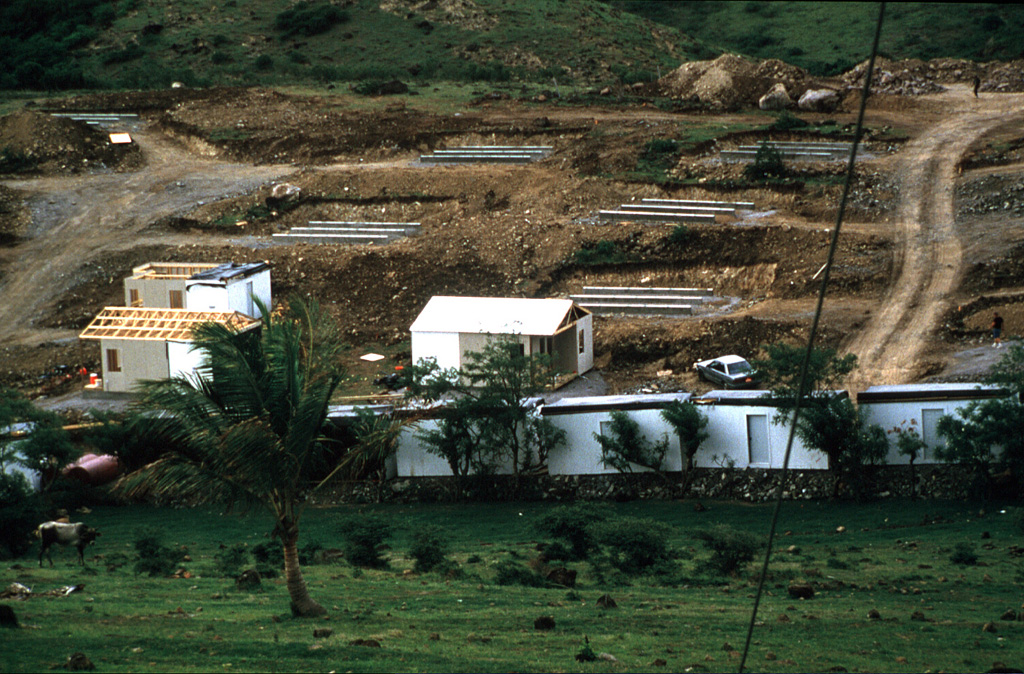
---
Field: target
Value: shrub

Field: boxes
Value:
[251,540,282,578]
[341,514,391,568]
[695,525,761,576]
[534,503,611,560]
[667,225,691,245]
[0,146,38,174]
[590,516,674,575]
[275,1,349,38]
[743,141,786,180]
[133,529,183,577]
[573,240,627,266]
[494,559,545,587]
[409,526,449,572]
[215,543,250,577]
[950,542,978,566]
[0,472,45,559]
[770,111,809,131]
[299,540,324,565]
[254,54,273,71]
[595,409,670,473]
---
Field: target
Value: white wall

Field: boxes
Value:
[186,269,271,317]
[167,340,206,382]
[411,332,462,372]
[695,403,828,470]
[546,407,682,475]
[574,314,594,375]
[860,399,975,464]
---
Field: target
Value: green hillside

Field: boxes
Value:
[1,1,1021,92]
[612,1,1024,75]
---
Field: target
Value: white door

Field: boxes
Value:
[746,414,770,466]
[921,408,945,461]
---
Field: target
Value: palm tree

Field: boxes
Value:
[116,296,346,617]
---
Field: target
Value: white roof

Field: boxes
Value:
[410,296,586,336]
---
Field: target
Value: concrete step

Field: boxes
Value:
[641,198,755,210]
[582,285,713,296]
[720,150,841,162]
[289,227,408,241]
[420,154,541,164]
[271,232,392,245]
[306,221,422,235]
[575,301,694,316]
[599,210,716,224]
[621,204,736,216]
[571,294,704,306]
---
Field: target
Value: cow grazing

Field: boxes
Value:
[36,522,100,567]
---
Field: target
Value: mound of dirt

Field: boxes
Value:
[0,110,142,175]
[658,54,817,110]
[0,184,30,243]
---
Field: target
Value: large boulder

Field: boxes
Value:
[798,89,841,112]
[759,83,792,111]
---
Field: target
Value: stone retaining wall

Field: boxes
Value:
[322,465,988,504]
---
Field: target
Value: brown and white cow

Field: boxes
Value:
[36,521,100,567]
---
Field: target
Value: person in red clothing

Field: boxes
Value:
[991,312,1004,347]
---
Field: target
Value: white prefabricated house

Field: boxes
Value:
[857,383,1014,464]
[409,296,593,378]
[540,393,692,475]
[79,308,261,393]
[124,261,271,318]
[694,390,831,470]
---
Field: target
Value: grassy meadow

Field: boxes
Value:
[3,498,1023,673]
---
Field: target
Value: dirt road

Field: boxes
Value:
[844,85,1024,389]
[0,127,295,346]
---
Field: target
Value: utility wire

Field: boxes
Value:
[738,4,886,672]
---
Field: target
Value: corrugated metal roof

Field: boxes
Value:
[410,296,587,336]
[79,307,260,342]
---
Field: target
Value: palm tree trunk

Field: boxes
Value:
[280,528,326,617]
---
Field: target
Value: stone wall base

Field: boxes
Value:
[320,465,996,504]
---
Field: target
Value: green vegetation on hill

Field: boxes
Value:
[5,1,1020,93]
[611,1,1024,76]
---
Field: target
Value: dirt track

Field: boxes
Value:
[845,84,1024,389]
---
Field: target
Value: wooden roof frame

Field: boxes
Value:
[79,307,261,342]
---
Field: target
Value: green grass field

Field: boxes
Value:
[4,499,1023,672]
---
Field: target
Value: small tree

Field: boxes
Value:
[594,409,669,474]
[409,338,567,497]
[755,342,886,498]
[661,400,709,494]
[336,407,408,503]
[891,421,927,499]
[0,387,77,493]
[117,296,346,617]
[937,345,1024,497]
[743,141,786,180]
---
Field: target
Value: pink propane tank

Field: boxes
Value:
[63,453,120,486]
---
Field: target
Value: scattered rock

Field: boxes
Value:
[545,567,577,588]
[788,582,815,600]
[911,611,928,622]
[651,658,667,666]
[350,638,382,648]
[867,609,881,621]
[0,604,18,628]
[312,628,333,639]
[596,594,617,609]
[598,652,619,663]
[798,89,841,112]
[983,622,998,633]
[759,83,793,111]
[235,569,261,591]
[64,653,95,671]
[534,615,556,631]
[1001,609,1017,621]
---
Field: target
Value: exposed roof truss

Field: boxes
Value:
[79,307,260,342]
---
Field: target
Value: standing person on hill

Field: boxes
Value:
[991,311,1004,347]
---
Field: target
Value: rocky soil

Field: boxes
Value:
[1,58,1024,404]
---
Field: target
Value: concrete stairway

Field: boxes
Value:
[571,286,713,316]
[598,197,755,224]
[419,146,553,164]
[721,140,854,162]
[272,221,422,246]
